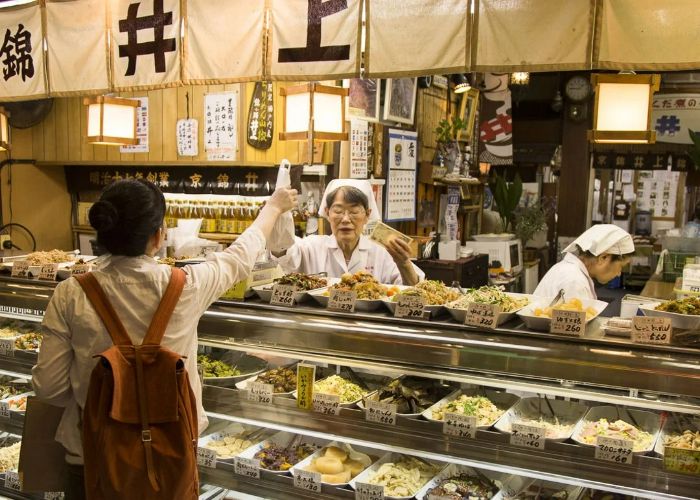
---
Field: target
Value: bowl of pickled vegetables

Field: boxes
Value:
[253,273,334,303]
[639,297,700,330]
[517,297,607,331]
[383,281,460,317]
[197,349,268,386]
[445,286,530,326]
[310,272,400,312]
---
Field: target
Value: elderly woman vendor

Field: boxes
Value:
[272,179,424,285]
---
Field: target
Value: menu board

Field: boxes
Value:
[635,170,679,218]
[350,119,369,179]
[205,90,239,161]
[120,97,149,153]
[385,129,417,222]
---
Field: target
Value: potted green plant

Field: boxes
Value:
[433,116,468,174]
[488,172,522,233]
[515,202,548,249]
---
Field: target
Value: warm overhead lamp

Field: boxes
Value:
[588,73,661,144]
[509,72,530,86]
[84,96,139,146]
[0,107,9,151]
[280,83,349,142]
[452,74,471,94]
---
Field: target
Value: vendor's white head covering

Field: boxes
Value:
[563,224,635,256]
[318,179,380,222]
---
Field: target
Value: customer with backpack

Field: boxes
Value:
[32,179,298,499]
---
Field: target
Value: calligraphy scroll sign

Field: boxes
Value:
[247,82,274,150]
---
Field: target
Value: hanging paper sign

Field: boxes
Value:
[632,317,672,345]
[479,74,512,166]
[247,81,274,150]
[205,90,239,161]
[386,129,418,222]
[177,118,198,156]
[296,363,316,410]
[120,97,149,153]
[350,119,369,179]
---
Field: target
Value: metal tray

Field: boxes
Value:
[416,463,509,500]
[236,431,328,474]
[571,405,661,455]
[654,414,700,456]
[422,388,520,428]
[445,292,531,326]
[517,296,608,331]
[289,441,379,487]
[493,397,589,442]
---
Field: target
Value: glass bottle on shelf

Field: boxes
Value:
[215,202,227,233]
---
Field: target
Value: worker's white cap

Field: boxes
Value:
[563,224,635,256]
[318,179,380,222]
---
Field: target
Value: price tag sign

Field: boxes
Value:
[248,382,274,404]
[365,400,397,426]
[196,446,217,468]
[355,482,385,500]
[296,364,316,410]
[70,263,92,276]
[394,294,426,319]
[550,309,586,336]
[197,364,205,382]
[595,436,633,464]
[234,457,261,479]
[442,413,477,439]
[464,303,501,329]
[632,317,672,345]
[44,492,64,500]
[38,263,59,281]
[294,469,322,493]
[4,470,20,491]
[10,261,30,278]
[328,289,357,312]
[270,284,296,307]
[664,446,700,476]
[510,423,546,449]
[0,338,14,357]
[0,401,10,419]
[313,393,341,415]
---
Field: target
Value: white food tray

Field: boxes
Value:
[571,405,661,455]
[639,303,700,330]
[235,363,299,396]
[197,425,264,462]
[349,452,446,500]
[236,431,327,474]
[517,296,608,331]
[0,392,32,414]
[308,284,398,312]
[253,277,338,304]
[290,441,379,487]
[380,285,454,317]
[446,293,531,326]
[493,397,588,442]
[422,388,520,428]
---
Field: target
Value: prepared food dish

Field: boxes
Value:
[256,367,296,393]
[0,385,24,400]
[502,416,575,439]
[367,456,439,497]
[448,286,529,313]
[515,484,570,499]
[534,298,597,319]
[25,250,73,265]
[392,280,459,305]
[326,271,399,300]
[253,442,317,471]
[431,395,504,426]
[197,354,241,378]
[274,273,327,291]
[0,442,21,472]
[365,377,453,414]
[15,332,42,350]
[425,473,496,500]
[0,327,17,339]
[314,375,367,403]
[302,445,373,483]
[655,297,700,315]
[664,430,700,450]
[158,257,178,266]
[7,396,27,412]
[577,418,654,452]
[202,435,253,459]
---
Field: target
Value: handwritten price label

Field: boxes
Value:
[443,413,477,439]
[313,393,341,415]
[355,482,385,500]
[0,339,14,357]
[464,303,501,329]
[0,401,10,419]
[394,294,426,319]
[328,289,357,312]
[10,261,29,278]
[632,317,672,345]
[296,364,316,410]
[44,492,64,500]
[38,263,59,281]
[234,457,261,479]
[196,446,217,468]
[4,470,20,491]
[664,446,700,476]
[294,469,322,492]
[510,423,546,449]
[70,263,92,276]
[595,436,633,464]
[550,309,586,336]
[365,400,397,426]
[270,284,296,307]
[248,382,274,404]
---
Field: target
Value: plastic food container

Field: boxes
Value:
[422,388,520,428]
[516,297,608,331]
[571,406,661,455]
[290,441,379,487]
[493,397,588,442]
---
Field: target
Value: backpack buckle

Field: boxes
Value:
[142,430,152,442]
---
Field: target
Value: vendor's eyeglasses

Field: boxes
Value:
[329,206,366,221]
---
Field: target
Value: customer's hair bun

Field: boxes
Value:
[89,200,119,232]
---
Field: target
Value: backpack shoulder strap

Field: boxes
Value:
[142,267,186,346]
[75,273,133,346]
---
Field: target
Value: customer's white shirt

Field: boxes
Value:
[32,228,266,464]
[533,252,597,300]
[276,234,424,284]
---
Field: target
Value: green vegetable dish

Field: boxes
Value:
[197,354,241,378]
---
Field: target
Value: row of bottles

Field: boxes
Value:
[164,197,265,234]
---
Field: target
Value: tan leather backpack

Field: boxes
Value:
[76,268,198,499]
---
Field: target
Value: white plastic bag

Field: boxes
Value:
[267,159,296,253]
